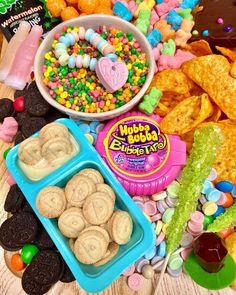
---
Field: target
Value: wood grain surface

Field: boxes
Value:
[0,38,235,295]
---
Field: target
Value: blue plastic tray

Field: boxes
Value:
[6,118,154,293]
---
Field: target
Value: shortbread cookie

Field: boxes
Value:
[74,230,108,264]
[40,122,69,143]
[68,238,75,252]
[94,242,119,267]
[18,137,42,165]
[81,226,110,244]
[36,186,66,218]
[100,223,112,242]
[108,211,133,245]
[41,137,72,161]
[79,168,104,184]
[96,184,116,203]
[83,192,114,225]
[65,174,96,207]
[58,207,88,238]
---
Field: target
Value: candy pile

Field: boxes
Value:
[75,120,105,145]
[122,167,236,291]
[43,25,148,113]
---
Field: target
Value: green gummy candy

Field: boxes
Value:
[160,39,176,56]
[138,9,151,19]
[177,8,193,20]
[139,87,162,114]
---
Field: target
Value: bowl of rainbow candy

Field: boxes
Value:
[34,15,155,121]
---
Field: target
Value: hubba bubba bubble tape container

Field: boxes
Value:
[96,111,187,196]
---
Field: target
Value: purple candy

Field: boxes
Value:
[167,266,182,278]
[135,258,150,273]
[151,256,163,265]
[135,201,144,211]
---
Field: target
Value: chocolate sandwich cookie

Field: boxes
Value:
[46,109,68,123]
[15,111,31,128]
[0,98,14,121]
[4,184,25,214]
[0,212,39,251]
[191,0,236,47]
[21,201,34,214]
[34,227,55,250]
[29,250,64,285]
[60,260,75,283]
[14,132,25,145]
[22,266,52,295]
[21,117,47,138]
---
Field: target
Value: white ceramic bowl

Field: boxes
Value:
[34,15,155,121]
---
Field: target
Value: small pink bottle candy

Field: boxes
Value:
[5,25,43,90]
[0,21,31,82]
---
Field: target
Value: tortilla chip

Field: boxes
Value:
[184,40,213,57]
[182,55,236,120]
[206,104,222,122]
[216,46,236,62]
[160,93,213,135]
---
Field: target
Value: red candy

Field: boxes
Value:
[13,96,25,112]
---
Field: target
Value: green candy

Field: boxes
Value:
[139,87,162,115]
[177,8,193,20]
[136,9,151,35]
[126,32,133,41]
[203,215,214,230]
[160,39,176,56]
[3,147,11,159]
[21,244,39,264]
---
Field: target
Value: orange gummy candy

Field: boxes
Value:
[99,0,112,8]
[94,6,114,14]
[66,0,78,4]
[61,6,79,21]
[11,254,25,271]
[46,0,67,17]
[77,0,99,14]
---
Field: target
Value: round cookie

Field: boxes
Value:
[79,168,104,184]
[4,184,25,214]
[108,211,133,245]
[15,111,30,127]
[41,137,72,161]
[94,242,119,267]
[22,266,52,295]
[0,98,14,121]
[60,261,75,283]
[21,117,47,138]
[58,207,88,238]
[40,122,69,143]
[83,192,114,225]
[81,226,110,244]
[29,250,64,285]
[14,132,25,145]
[21,201,34,214]
[68,238,75,252]
[18,137,42,165]
[74,230,109,264]
[0,212,39,251]
[34,227,55,250]
[96,183,116,203]
[65,174,96,207]
[36,186,67,218]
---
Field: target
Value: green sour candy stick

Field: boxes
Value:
[166,125,223,254]
[208,203,236,232]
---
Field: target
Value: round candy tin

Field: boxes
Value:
[96,112,186,196]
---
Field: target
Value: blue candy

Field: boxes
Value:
[165,9,183,30]
[202,30,209,36]
[65,33,75,46]
[97,39,107,52]
[216,181,234,192]
[90,121,100,133]
[85,28,95,42]
[180,0,199,9]
[206,188,221,202]
[90,33,100,43]
[106,53,118,62]
[145,246,156,260]
[58,36,71,47]
[113,1,132,21]
[156,0,164,3]
[202,180,213,194]
[212,206,225,219]
[78,123,91,134]
[89,58,97,71]
[147,29,162,48]
[157,241,166,257]
[231,185,236,198]
[68,56,76,68]
[91,132,97,144]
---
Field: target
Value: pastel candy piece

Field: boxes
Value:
[166,180,179,197]
[180,232,193,248]
[181,247,193,260]
[123,265,135,276]
[144,245,156,260]
[180,18,194,33]
[85,28,95,41]
[150,8,160,25]
[180,0,198,9]
[139,87,162,115]
[216,192,228,206]
[78,123,90,133]
[174,29,192,47]
[68,56,76,68]
[97,39,108,52]
[152,191,167,201]
[190,211,204,225]
[206,188,221,202]
[0,117,18,142]
[215,181,233,192]
[199,194,207,205]
[157,240,166,257]
[155,2,169,16]
[59,36,71,47]
[89,58,97,71]
[85,133,94,145]
[151,213,162,222]
[128,273,144,291]
[212,205,225,219]
[167,266,182,277]
[91,133,97,144]
[153,258,165,271]
[165,9,183,30]
[162,223,168,234]
[65,33,75,45]
[102,43,116,56]
[147,29,162,48]
[113,1,132,21]
[106,53,117,62]
[78,27,85,39]
[59,54,69,66]
[135,201,144,211]
[135,258,149,273]
[202,201,218,216]
[168,254,183,270]
[55,48,67,58]
[95,57,128,93]
[95,123,105,133]
[165,196,177,207]
[92,35,103,47]
[177,8,193,20]
[202,180,213,194]
[207,168,217,181]
[90,33,100,44]
[160,39,176,56]
[151,255,163,265]
[156,200,166,214]
[143,212,152,223]
[159,199,169,210]
[132,196,144,202]
[55,42,67,51]
[90,121,100,133]
[76,55,83,68]
[187,220,203,233]
[231,185,236,198]
[144,200,157,216]
[156,232,165,246]
[82,54,90,68]
[71,30,79,41]
[162,208,174,224]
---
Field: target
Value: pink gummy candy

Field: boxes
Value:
[0,117,18,143]
[155,3,169,17]
[152,43,163,61]
[150,9,159,25]
[128,0,138,16]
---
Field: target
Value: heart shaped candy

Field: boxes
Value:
[95,57,128,93]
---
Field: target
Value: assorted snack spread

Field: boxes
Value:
[0,0,236,294]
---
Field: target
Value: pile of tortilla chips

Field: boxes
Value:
[152,40,236,183]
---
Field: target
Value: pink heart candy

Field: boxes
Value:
[95,57,128,93]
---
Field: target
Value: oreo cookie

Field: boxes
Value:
[0,212,39,251]
[22,266,52,295]
[15,111,31,128]
[60,260,75,283]
[4,184,25,214]
[21,201,34,214]
[34,227,55,250]
[0,98,14,121]
[46,108,68,123]
[14,132,25,145]
[21,117,47,138]
[29,250,64,285]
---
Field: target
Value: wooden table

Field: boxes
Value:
[0,39,235,295]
